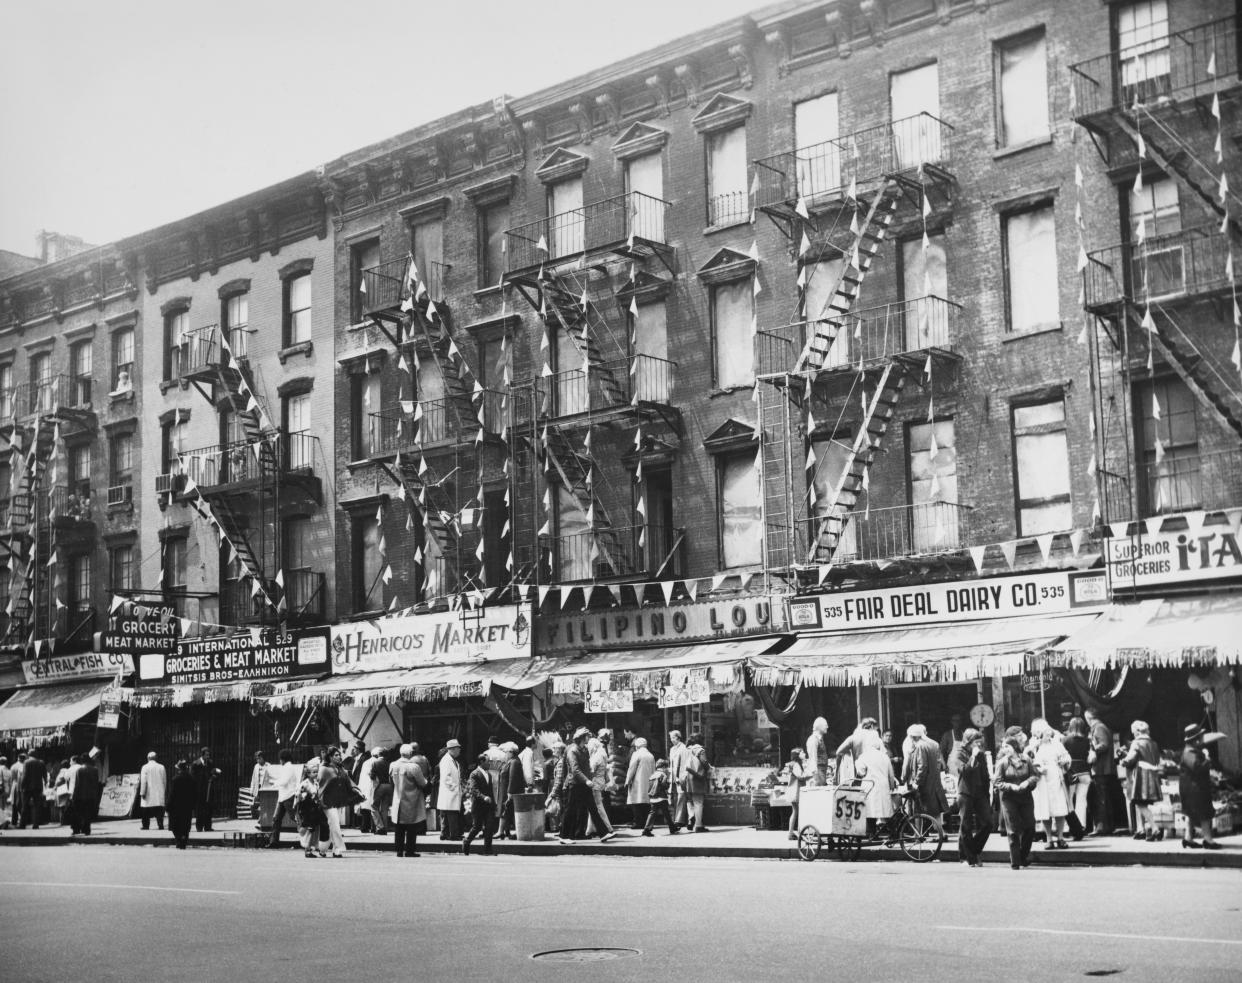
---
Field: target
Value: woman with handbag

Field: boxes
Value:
[994,726,1038,869]
[316,746,355,857]
[1122,720,1163,841]
[1030,718,1072,850]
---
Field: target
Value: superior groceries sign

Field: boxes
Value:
[787,571,1106,632]
[1106,524,1242,589]
[329,605,531,673]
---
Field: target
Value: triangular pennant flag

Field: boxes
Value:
[1069,529,1086,557]
[999,540,1018,569]
[1036,534,1055,564]
[968,545,987,574]
[1185,510,1207,534]
[660,580,675,605]
[1108,521,1129,539]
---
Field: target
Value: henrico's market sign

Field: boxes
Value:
[539,596,779,656]
[1107,525,1242,589]
[329,606,532,673]
[787,571,1106,632]
[137,627,329,686]
[22,651,134,685]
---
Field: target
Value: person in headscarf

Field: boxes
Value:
[836,720,895,835]
[624,737,656,831]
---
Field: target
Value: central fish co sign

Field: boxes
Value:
[539,595,779,656]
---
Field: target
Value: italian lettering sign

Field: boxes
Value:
[786,571,1106,632]
[540,594,780,656]
[329,605,532,673]
[21,651,133,685]
[136,627,330,687]
[1106,525,1242,589]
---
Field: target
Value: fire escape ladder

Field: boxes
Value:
[194,492,267,588]
[538,274,628,408]
[392,455,479,588]
[809,361,909,564]
[407,305,478,436]
[541,425,622,576]
[3,417,54,648]
[797,185,900,373]
[1127,303,1242,440]
[1115,113,1242,238]
[759,379,803,580]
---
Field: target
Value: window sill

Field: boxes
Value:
[1002,323,1064,344]
[708,384,755,398]
[109,389,135,406]
[346,321,371,333]
[703,218,752,236]
[345,457,389,473]
[278,341,314,364]
[107,502,134,519]
[473,284,503,301]
[993,136,1053,160]
[158,379,186,395]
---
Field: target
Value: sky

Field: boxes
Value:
[0,0,772,258]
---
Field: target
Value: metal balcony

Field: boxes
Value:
[1083,225,1235,313]
[368,389,506,456]
[536,354,675,421]
[752,113,954,216]
[800,501,972,566]
[15,374,95,420]
[1135,447,1242,517]
[1070,15,1238,123]
[49,484,96,532]
[285,569,326,621]
[504,192,670,275]
[360,259,450,321]
[540,521,674,583]
[756,296,960,378]
[181,432,320,488]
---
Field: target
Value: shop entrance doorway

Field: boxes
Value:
[885,681,980,751]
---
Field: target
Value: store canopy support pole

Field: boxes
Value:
[1039,656,1046,721]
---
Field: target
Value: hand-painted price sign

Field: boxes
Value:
[831,786,867,837]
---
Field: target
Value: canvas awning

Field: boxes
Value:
[0,676,116,741]
[550,637,783,695]
[749,614,1100,687]
[262,657,569,710]
[1051,595,1242,668]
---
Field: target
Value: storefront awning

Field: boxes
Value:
[1051,595,1242,668]
[749,614,1099,687]
[551,637,782,695]
[262,657,570,710]
[0,676,115,742]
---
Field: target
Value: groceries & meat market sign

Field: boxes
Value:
[137,627,329,686]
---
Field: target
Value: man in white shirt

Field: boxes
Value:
[518,735,542,790]
[138,752,168,831]
[806,717,831,786]
[668,730,691,829]
[265,749,301,848]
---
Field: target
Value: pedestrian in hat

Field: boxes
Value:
[463,753,496,856]
[389,744,427,857]
[496,742,523,840]
[1179,724,1221,850]
[138,752,167,831]
[559,726,616,843]
[168,760,197,850]
[437,739,464,840]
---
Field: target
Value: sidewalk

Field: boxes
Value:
[3,818,1239,868]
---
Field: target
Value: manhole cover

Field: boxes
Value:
[532,948,640,963]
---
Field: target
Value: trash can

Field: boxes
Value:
[513,793,546,841]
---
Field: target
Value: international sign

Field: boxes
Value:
[22,651,133,685]
[1106,525,1242,589]
[329,606,531,673]
[786,571,1106,632]
[137,626,330,687]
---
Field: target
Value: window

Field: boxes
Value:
[112,328,134,393]
[1129,177,1183,298]
[1136,377,1199,514]
[352,515,382,612]
[803,257,846,367]
[69,340,92,406]
[411,219,444,302]
[477,335,506,430]
[794,92,840,202]
[30,352,52,414]
[908,419,960,551]
[1118,0,1170,104]
[624,152,664,241]
[1003,204,1059,333]
[548,177,584,259]
[995,30,1049,147]
[477,201,511,289]
[643,467,676,575]
[163,307,188,381]
[350,239,380,322]
[109,544,134,592]
[718,452,762,568]
[350,372,382,459]
[901,234,949,347]
[68,443,90,500]
[284,272,312,346]
[632,300,669,402]
[553,328,586,417]
[809,435,858,559]
[555,485,592,582]
[283,391,312,469]
[1012,399,1072,534]
[68,553,92,616]
[284,516,318,615]
[163,537,187,594]
[706,125,748,226]
[223,292,249,359]
[712,278,754,388]
[0,363,12,419]
[109,432,134,499]
[890,62,941,167]
[482,488,509,588]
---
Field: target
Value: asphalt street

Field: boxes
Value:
[2,846,1240,983]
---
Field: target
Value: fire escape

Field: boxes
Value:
[1072,13,1242,522]
[0,375,96,650]
[179,327,324,625]
[503,191,681,586]
[752,113,959,586]
[361,258,503,602]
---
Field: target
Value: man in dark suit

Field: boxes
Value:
[190,748,219,832]
[462,753,495,856]
[70,754,102,836]
[21,751,47,829]
[953,729,992,866]
[902,724,949,820]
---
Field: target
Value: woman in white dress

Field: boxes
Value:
[836,721,895,835]
[1030,718,1071,850]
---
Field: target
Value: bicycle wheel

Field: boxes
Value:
[797,825,821,862]
[899,812,944,863]
[826,833,862,862]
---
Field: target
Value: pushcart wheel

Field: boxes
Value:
[899,813,945,863]
[797,826,821,861]
[826,834,862,862]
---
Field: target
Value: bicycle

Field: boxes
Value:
[873,786,945,863]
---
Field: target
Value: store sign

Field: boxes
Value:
[1106,525,1242,589]
[97,604,180,657]
[97,684,123,729]
[21,651,133,685]
[98,774,139,819]
[657,677,710,708]
[540,595,779,655]
[329,605,531,673]
[584,689,634,714]
[787,571,1106,632]
[137,627,330,687]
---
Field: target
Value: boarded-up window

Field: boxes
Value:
[713,279,754,388]
[1004,204,1059,333]
[996,30,1048,147]
[719,452,762,568]
[909,419,959,551]
[556,485,592,581]
[706,125,748,226]
[1012,400,1072,534]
